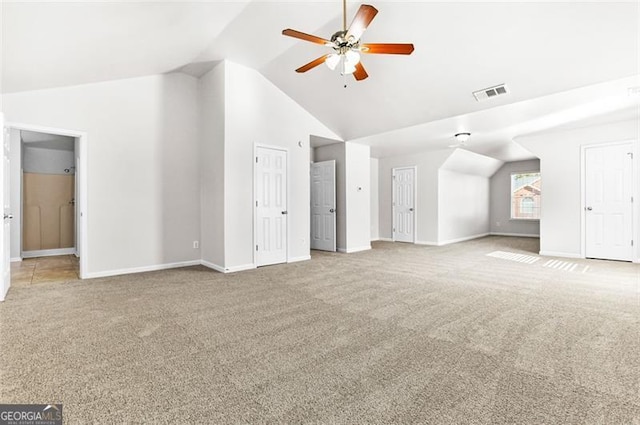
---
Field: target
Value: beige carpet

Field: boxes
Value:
[1,236,638,424]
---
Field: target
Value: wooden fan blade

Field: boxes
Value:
[345,5,378,42]
[296,54,331,73]
[353,62,369,81]
[361,43,415,55]
[282,29,330,45]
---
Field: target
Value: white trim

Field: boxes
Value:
[288,255,311,263]
[416,240,438,246]
[539,251,582,259]
[6,122,89,279]
[490,232,540,238]
[201,260,256,273]
[581,139,637,261]
[417,233,489,247]
[438,233,490,245]
[378,237,393,242]
[225,263,256,273]
[84,260,201,279]
[337,248,347,253]
[10,257,22,262]
[344,245,371,253]
[392,166,417,243]
[200,260,225,273]
[22,248,75,258]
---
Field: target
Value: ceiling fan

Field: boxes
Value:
[282,0,414,81]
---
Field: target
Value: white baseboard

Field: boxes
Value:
[22,248,76,258]
[539,251,583,259]
[84,260,201,279]
[346,245,371,253]
[288,255,311,263]
[201,260,225,273]
[225,263,256,273]
[201,260,256,273]
[416,240,437,246]
[10,257,22,263]
[417,233,489,247]
[438,233,490,246]
[490,232,540,238]
[378,238,393,242]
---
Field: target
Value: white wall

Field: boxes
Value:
[370,157,379,241]
[344,142,370,252]
[490,159,541,236]
[4,73,202,276]
[199,62,226,268]
[22,146,75,175]
[378,149,451,243]
[517,120,639,259]
[314,143,346,251]
[220,61,340,269]
[438,169,490,243]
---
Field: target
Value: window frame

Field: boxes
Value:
[510,171,541,221]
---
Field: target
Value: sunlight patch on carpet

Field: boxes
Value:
[486,251,540,264]
[542,259,585,273]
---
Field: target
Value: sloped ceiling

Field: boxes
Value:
[2,1,639,161]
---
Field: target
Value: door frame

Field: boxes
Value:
[5,122,89,278]
[310,160,336,252]
[392,166,417,243]
[253,143,289,267]
[580,139,638,262]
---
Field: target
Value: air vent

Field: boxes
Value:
[473,84,508,102]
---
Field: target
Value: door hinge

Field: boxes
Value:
[393,228,396,232]
[256,245,258,251]
[627,152,634,159]
[256,201,258,207]
[632,240,634,247]
[631,196,634,203]
[255,157,258,163]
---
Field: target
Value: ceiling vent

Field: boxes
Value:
[473,84,508,102]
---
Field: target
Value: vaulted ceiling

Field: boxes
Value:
[2,1,639,160]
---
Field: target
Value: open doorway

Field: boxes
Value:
[5,123,88,288]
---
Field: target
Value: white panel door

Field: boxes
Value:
[0,117,10,301]
[393,167,415,243]
[585,143,634,261]
[310,160,336,252]
[255,146,287,267]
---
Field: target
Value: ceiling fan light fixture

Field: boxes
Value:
[454,132,471,144]
[341,57,357,75]
[344,49,361,66]
[325,53,340,70]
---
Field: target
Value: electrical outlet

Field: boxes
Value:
[193,241,199,249]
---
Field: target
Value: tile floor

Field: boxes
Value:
[11,255,79,286]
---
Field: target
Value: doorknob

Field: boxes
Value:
[281,211,288,215]
[329,208,335,213]
[409,208,414,212]
[586,206,593,211]
[3,214,13,220]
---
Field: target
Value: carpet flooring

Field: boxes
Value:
[0,236,638,424]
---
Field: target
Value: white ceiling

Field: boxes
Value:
[2,1,639,161]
